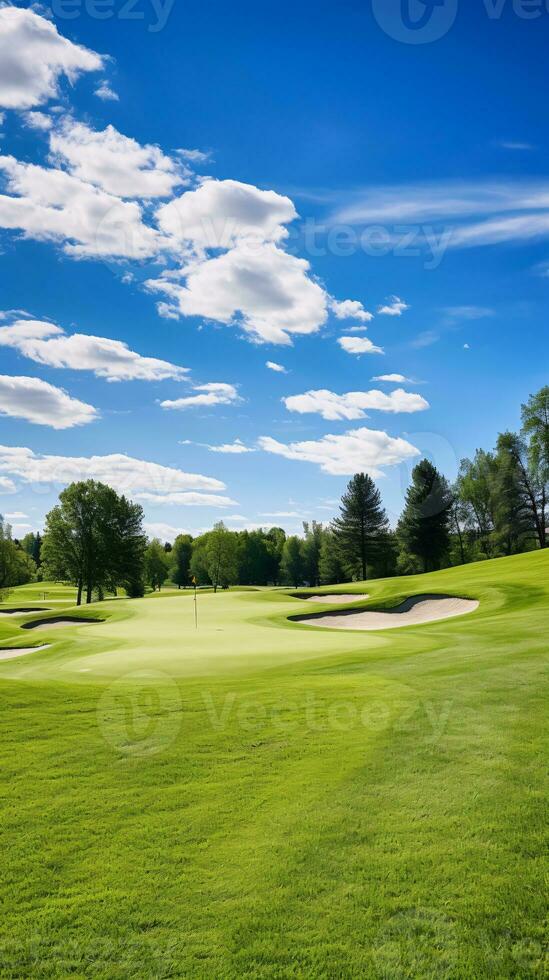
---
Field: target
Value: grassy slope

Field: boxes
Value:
[0,551,547,978]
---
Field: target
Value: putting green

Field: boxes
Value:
[0,550,547,977]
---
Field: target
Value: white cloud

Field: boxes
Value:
[498,141,534,151]
[259,427,419,476]
[283,388,429,421]
[338,336,384,355]
[332,179,549,251]
[137,491,236,507]
[94,82,119,102]
[258,510,304,518]
[148,241,328,345]
[377,296,409,316]
[372,374,410,383]
[161,382,241,411]
[266,361,287,373]
[4,511,28,519]
[0,6,104,109]
[0,476,16,494]
[23,111,53,131]
[0,155,164,259]
[330,298,374,322]
[176,148,211,163]
[442,306,494,320]
[49,120,186,199]
[144,522,189,540]
[0,375,98,428]
[156,178,297,248]
[0,446,226,497]
[206,439,254,454]
[0,317,189,382]
[463,343,471,350]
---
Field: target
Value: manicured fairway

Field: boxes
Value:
[0,551,547,977]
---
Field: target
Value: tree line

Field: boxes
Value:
[1,386,546,598]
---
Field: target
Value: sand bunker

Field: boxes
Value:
[0,645,50,660]
[22,616,104,631]
[292,594,479,631]
[299,594,370,605]
[0,607,50,616]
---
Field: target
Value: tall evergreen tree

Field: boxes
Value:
[521,386,549,547]
[397,459,453,572]
[332,473,389,581]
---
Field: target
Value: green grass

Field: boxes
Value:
[0,551,547,977]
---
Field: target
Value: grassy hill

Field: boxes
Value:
[0,550,547,977]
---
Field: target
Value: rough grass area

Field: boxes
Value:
[0,551,547,978]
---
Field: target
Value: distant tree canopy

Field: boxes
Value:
[4,386,546,598]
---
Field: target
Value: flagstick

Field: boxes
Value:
[194,583,198,629]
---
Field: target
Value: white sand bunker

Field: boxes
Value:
[294,594,479,631]
[301,594,370,605]
[0,645,50,661]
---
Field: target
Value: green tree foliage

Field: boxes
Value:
[205,522,238,591]
[144,539,171,591]
[521,386,548,547]
[0,517,36,592]
[21,531,42,567]
[280,535,305,588]
[42,481,146,604]
[397,459,453,572]
[492,436,535,555]
[456,450,497,556]
[301,521,323,586]
[319,529,347,585]
[170,534,193,588]
[332,473,389,580]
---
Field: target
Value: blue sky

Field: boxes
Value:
[0,0,547,540]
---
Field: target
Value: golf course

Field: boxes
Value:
[0,549,546,978]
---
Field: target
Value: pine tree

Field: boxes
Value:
[280,536,305,588]
[332,473,389,581]
[397,459,452,572]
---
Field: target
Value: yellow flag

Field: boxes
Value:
[191,576,197,586]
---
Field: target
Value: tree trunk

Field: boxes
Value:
[86,581,92,604]
[76,579,82,606]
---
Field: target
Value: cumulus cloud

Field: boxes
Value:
[0,6,104,109]
[338,336,384,355]
[206,439,254,454]
[329,298,374,322]
[176,148,211,163]
[283,388,429,421]
[0,477,16,494]
[156,178,297,248]
[266,361,287,373]
[144,521,189,540]
[49,120,186,199]
[372,374,411,383]
[160,382,241,410]
[0,375,98,428]
[0,154,164,259]
[149,241,328,344]
[23,111,53,131]
[0,446,226,498]
[377,296,409,316]
[259,427,419,476]
[94,82,119,102]
[0,317,189,382]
